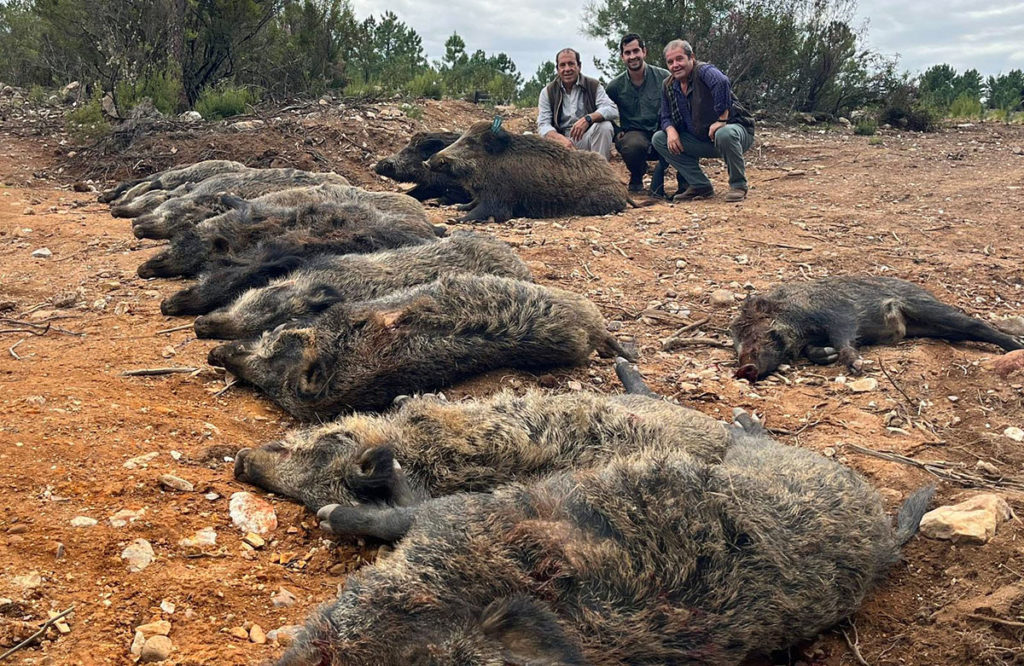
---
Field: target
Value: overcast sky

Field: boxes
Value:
[351,0,1023,82]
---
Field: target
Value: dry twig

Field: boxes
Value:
[121,367,199,377]
[9,338,25,360]
[662,336,733,352]
[841,622,871,666]
[156,323,194,335]
[0,606,75,661]
[847,443,1024,493]
[966,613,1024,628]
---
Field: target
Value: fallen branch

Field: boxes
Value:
[0,327,46,336]
[746,238,814,251]
[841,622,871,666]
[847,443,1024,493]
[669,317,710,339]
[156,323,194,335]
[966,613,1024,628]
[877,357,918,411]
[121,367,199,377]
[662,336,733,352]
[640,309,694,326]
[0,606,75,661]
[9,338,25,360]
[213,380,237,398]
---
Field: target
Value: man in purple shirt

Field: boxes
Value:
[652,39,755,203]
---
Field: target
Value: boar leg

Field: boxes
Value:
[903,300,1024,352]
[316,503,418,542]
[804,345,839,364]
[454,198,479,212]
[459,200,510,223]
[823,314,863,373]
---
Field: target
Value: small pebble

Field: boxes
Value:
[230,492,278,535]
[31,247,52,258]
[1004,427,1024,442]
[847,377,878,392]
[709,289,734,307]
[159,474,194,492]
[70,516,97,528]
[139,635,173,662]
[249,624,267,644]
[271,587,298,608]
[122,538,155,572]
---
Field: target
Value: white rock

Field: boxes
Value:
[178,111,203,122]
[135,620,171,638]
[159,474,194,492]
[1004,427,1024,442]
[160,600,176,614]
[178,526,217,550]
[229,492,278,534]
[139,635,173,662]
[13,571,41,589]
[229,120,265,132]
[31,247,52,258]
[920,494,1012,544]
[709,289,735,307]
[122,538,155,572]
[271,587,298,608]
[847,377,878,392]
[108,508,145,527]
[123,452,159,469]
[70,516,98,528]
[130,630,146,656]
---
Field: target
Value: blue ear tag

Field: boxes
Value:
[491,116,503,133]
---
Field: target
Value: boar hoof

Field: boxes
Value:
[805,345,839,365]
[316,504,342,534]
[392,395,412,407]
[731,408,765,435]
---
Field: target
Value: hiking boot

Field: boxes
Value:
[725,187,748,203]
[648,187,667,199]
[627,176,645,193]
[672,185,714,202]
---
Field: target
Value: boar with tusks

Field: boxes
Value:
[110,167,349,218]
[207,274,631,419]
[374,131,473,204]
[731,275,1024,381]
[193,232,531,339]
[275,410,933,666]
[137,199,438,279]
[98,159,246,205]
[426,120,636,222]
[234,364,731,528]
[158,227,441,316]
[131,182,426,241]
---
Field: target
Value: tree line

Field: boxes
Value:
[1,0,1022,127]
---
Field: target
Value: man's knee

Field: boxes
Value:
[591,121,613,141]
[652,130,669,155]
[713,124,746,151]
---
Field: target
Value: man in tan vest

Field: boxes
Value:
[537,48,618,160]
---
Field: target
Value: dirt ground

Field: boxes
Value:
[1,95,1023,665]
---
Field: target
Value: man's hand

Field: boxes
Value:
[709,121,727,140]
[545,131,575,150]
[666,126,683,155]
[570,116,590,141]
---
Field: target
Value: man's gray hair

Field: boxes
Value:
[663,39,694,58]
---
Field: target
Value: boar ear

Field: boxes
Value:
[479,596,584,665]
[482,128,511,155]
[296,354,329,400]
[346,446,401,503]
[308,284,343,313]
[219,193,249,210]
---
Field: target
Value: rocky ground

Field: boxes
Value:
[1,90,1024,665]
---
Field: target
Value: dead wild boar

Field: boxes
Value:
[193,232,531,338]
[110,167,349,219]
[374,131,472,204]
[207,274,630,419]
[233,386,732,519]
[132,182,426,241]
[277,411,933,666]
[98,159,246,204]
[137,199,437,279]
[426,120,634,222]
[158,227,440,316]
[731,275,1024,381]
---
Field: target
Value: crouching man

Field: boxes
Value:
[653,39,755,202]
[537,47,619,160]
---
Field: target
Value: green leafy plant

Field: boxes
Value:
[404,70,444,100]
[65,89,110,142]
[116,67,183,115]
[194,83,256,120]
[853,118,877,135]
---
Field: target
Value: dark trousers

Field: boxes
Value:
[615,130,684,195]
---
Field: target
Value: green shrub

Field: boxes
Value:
[868,136,883,146]
[881,102,939,132]
[65,90,110,143]
[342,80,383,99]
[116,68,183,115]
[404,70,444,100]
[853,118,876,135]
[948,93,982,119]
[401,103,423,120]
[28,84,49,105]
[195,83,256,120]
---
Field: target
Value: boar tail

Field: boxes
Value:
[894,485,936,546]
[614,357,657,396]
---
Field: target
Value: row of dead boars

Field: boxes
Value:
[100,122,1023,665]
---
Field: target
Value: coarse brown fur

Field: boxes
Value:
[374,131,472,204]
[426,120,633,222]
[98,159,247,204]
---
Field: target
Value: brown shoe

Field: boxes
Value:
[725,187,748,203]
[671,185,714,202]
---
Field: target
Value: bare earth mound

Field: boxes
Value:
[1,98,1023,665]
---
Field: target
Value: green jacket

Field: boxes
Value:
[605,64,670,133]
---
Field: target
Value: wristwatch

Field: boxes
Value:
[584,114,594,126]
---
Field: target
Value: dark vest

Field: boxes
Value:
[545,75,599,128]
[664,63,754,141]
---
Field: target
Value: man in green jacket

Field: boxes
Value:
[605,34,682,197]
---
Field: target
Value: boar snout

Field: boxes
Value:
[374,158,395,177]
[207,341,248,368]
[193,314,229,339]
[734,363,760,382]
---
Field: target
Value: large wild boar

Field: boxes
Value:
[374,131,472,204]
[110,167,349,218]
[426,120,634,222]
[731,275,1024,381]
[233,387,732,525]
[137,199,437,279]
[98,159,246,204]
[277,411,933,666]
[132,182,425,240]
[158,227,440,316]
[207,274,629,419]
[193,232,531,338]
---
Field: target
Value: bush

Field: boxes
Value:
[853,118,876,135]
[880,102,940,132]
[948,93,982,120]
[27,84,49,105]
[404,70,444,100]
[401,103,423,120]
[65,90,110,143]
[194,83,256,120]
[116,68,183,116]
[342,80,383,99]
[868,136,883,146]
